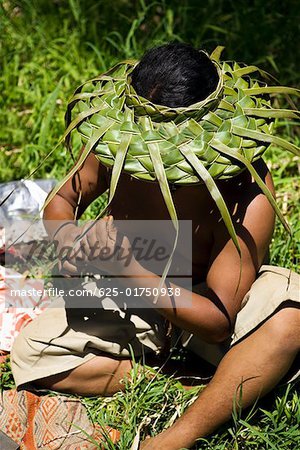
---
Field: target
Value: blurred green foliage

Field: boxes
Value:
[1,0,299,177]
[3,0,300,79]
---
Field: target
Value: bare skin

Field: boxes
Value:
[38,152,299,448]
[140,307,300,450]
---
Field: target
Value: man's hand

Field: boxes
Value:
[53,217,135,276]
[72,216,135,275]
[53,222,84,275]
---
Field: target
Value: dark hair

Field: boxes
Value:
[131,42,219,108]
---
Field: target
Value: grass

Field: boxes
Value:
[81,366,300,450]
[0,1,299,449]
[1,355,299,449]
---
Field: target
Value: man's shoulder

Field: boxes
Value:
[215,159,275,220]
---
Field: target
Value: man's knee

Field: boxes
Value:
[34,368,74,392]
[263,306,300,352]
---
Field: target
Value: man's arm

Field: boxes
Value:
[205,178,275,332]
[115,169,275,343]
[43,152,108,273]
[43,152,108,238]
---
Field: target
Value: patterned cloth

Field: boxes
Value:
[0,266,52,352]
[0,389,120,449]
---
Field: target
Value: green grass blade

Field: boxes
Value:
[38,79,63,147]
[238,420,279,450]
[1,142,65,204]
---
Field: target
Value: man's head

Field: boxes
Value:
[131,42,219,108]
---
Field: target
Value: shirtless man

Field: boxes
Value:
[11,43,300,450]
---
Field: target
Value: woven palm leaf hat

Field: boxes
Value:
[45,45,300,287]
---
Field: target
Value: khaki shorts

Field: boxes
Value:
[11,265,300,387]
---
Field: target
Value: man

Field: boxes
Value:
[11,43,299,450]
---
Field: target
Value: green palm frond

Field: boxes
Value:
[44,48,300,290]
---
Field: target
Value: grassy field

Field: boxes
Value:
[1,1,299,449]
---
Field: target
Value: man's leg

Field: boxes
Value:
[141,306,300,450]
[35,355,133,396]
